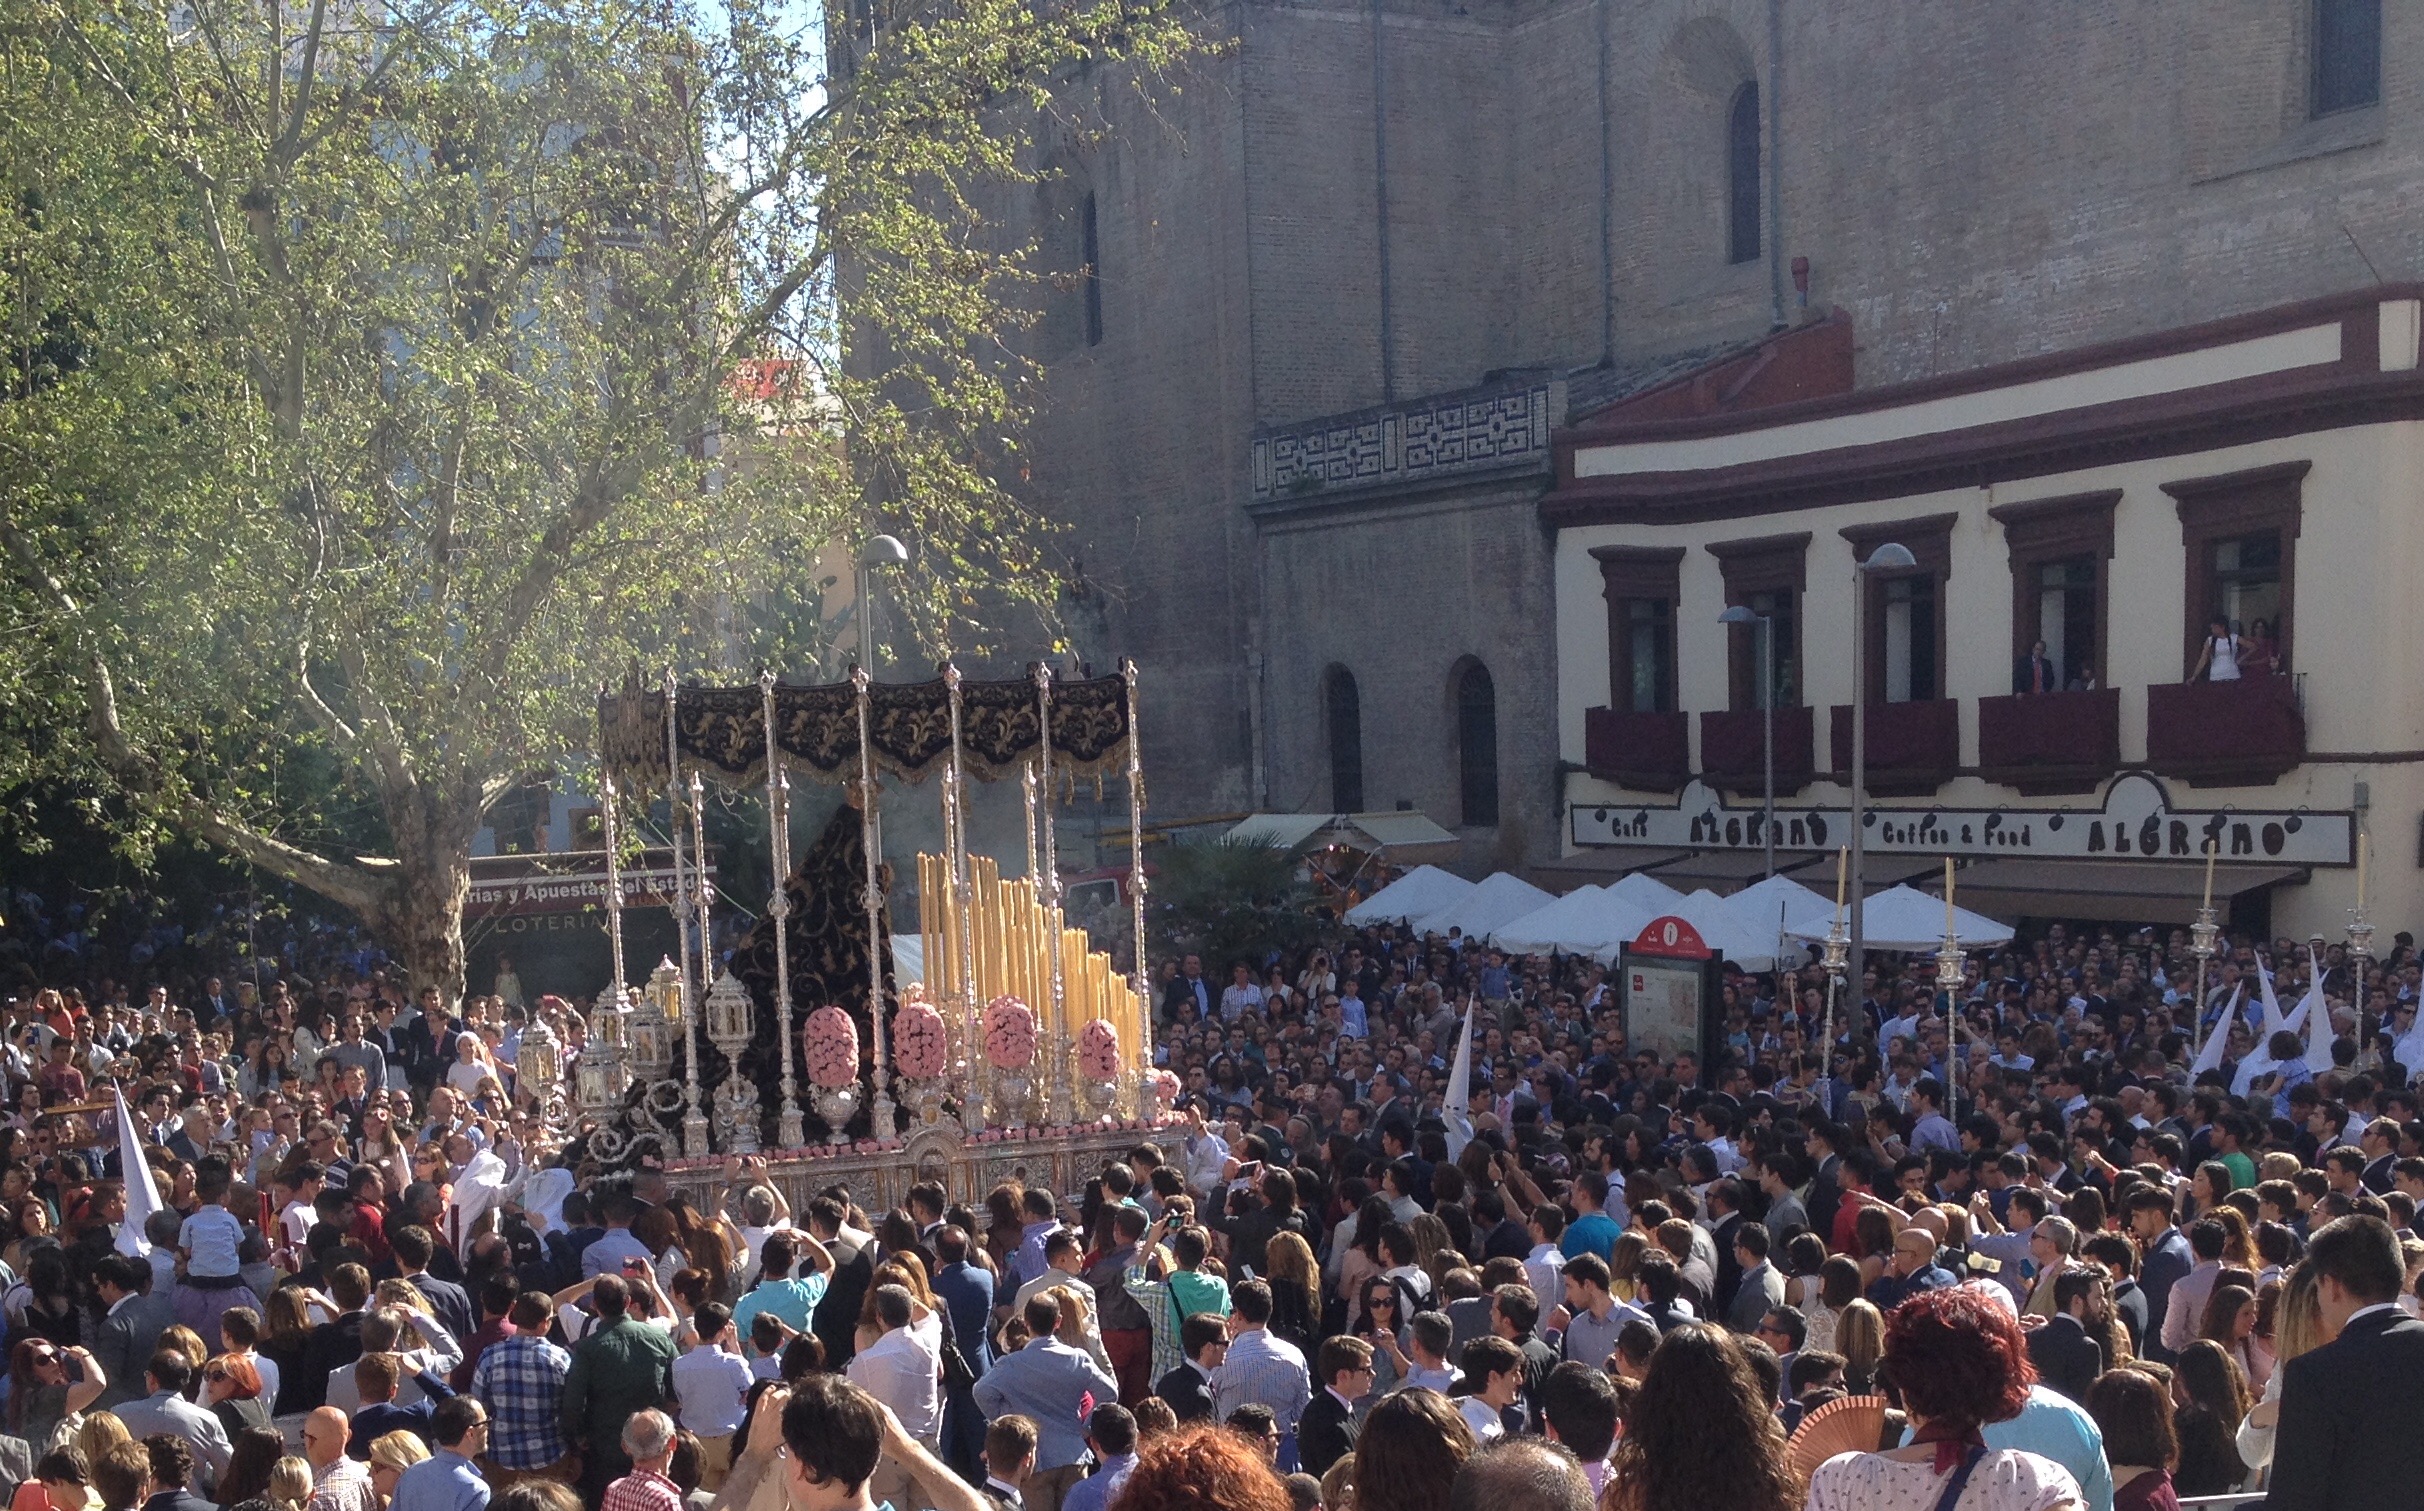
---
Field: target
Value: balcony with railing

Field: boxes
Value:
[1699,705,1817,795]
[1584,707,1691,791]
[1976,688,2122,795]
[1828,699,1959,796]
[2146,675,2306,787]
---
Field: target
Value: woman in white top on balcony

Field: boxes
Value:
[2191,616,2245,682]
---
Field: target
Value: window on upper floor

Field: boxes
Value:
[2313,0,2381,117]
[1845,516,1954,706]
[1727,82,1761,265]
[1991,489,2118,695]
[1456,662,1498,828]
[1710,531,1810,712]
[1593,546,1685,716]
[1325,666,1364,811]
[2165,462,2306,682]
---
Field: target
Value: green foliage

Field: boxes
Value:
[1148,836,1318,975]
[0,0,1197,985]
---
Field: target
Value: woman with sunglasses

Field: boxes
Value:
[6,1340,104,1453]
[1357,1279,1411,1402]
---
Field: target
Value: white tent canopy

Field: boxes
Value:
[1410,871,1555,941]
[1606,872,1687,914]
[1725,874,1834,942]
[1490,886,1658,960]
[1786,883,2015,951]
[1662,888,1791,971]
[1345,865,1475,926]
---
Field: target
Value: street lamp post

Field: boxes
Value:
[1847,541,1917,1003]
[1719,605,1776,878]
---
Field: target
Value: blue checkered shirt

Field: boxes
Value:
[1210,1328,1309,1434]
[472,1332,573,1470]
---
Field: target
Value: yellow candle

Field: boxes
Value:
[2201,839,2216,909]
[1944,856,1955,935]
[1835,845,1848,907]
[2358,830,2368,909]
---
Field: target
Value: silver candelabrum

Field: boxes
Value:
[706,969,761,1153]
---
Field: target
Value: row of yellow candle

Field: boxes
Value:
[918,850,1142,1081]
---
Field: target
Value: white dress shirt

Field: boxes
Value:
[846,1311,944,1440]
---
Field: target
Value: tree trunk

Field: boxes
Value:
[373,859,471,1001]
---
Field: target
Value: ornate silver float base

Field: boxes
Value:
[663,1116,1180,1214]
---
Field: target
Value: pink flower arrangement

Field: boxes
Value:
[1077,1019,1122,1082]
[892,1000,948,1080]
[983,995,1037,1071]
[803,1005,860,1090]
[1146,1068,1180,1104]
[898,980,931,1008]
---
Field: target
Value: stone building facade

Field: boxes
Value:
[983,1,2417,873]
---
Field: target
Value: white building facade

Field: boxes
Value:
[1547,286,2424,937]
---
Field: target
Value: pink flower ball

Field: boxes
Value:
[1076,1020,1122,1082]
[803,1005,861,1090]
[892,1001,949,1080]
[984,996,1038,1071]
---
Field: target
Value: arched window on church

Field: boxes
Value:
[1456,662,1498,828]
[1727,82,1761,265]
[1325,666,1363,812]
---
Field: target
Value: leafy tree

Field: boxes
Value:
[0,0,1191,992]
[1149,837,1318,977]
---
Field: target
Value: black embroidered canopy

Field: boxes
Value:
[599,668,1131,791]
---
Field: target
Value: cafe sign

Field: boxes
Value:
[1569,771,2353,867]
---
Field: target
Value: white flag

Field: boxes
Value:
[1443,997,1479,1160]
[2278,948,2318,1037]
[114,1088,165,1258]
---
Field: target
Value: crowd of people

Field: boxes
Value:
[0,904,2419,1511]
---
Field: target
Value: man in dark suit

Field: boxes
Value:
[1153,1313,1226,1424]
[390,1224,474,1344]
[2025,1271,2106,1404]
[91,1254,174,1410]
[981,1414,1037,1511]
[2014,640,2058,694]
[137,1437,216,1511]
[1296,1337,1370,1478]
[2267,1215,2424,1511]
[808,1199,877,1370]
[293,1263,373,1414]
[2127,1187,2194,1362]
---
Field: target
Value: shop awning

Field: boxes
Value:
[1527,847,1694,891]
[1223,810,1458,854]
[1919,857,2308,926]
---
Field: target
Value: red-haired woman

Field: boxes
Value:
[1114,1423,1293,1511]
[1803,1285,2085,1511]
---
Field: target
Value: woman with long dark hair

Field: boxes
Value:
[5,1340,103,1451]
[1602,1324,1792,1511]
[2170,1340,2251,1497]
[2087,1369,2180,1511]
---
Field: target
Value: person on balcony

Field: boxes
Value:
[2190,616,2246,682]
[2243,618,2281,677]
[2013,640,2060,695]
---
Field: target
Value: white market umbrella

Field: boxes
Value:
[892,935,924,985]
[1345,864,1475,927]
[1786,883,2014,952]
[1663,888,1790,971]
[1491,887,1656,960]
[1410,871,1556,941]
[1606,871,1687,914]
[1725,874,1832,942]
